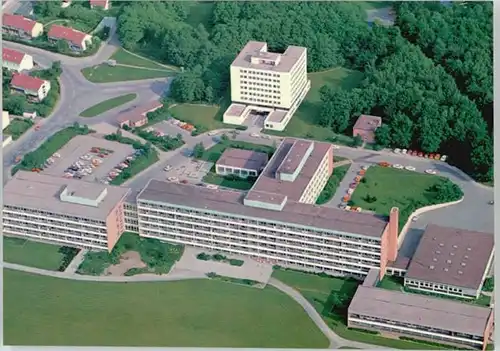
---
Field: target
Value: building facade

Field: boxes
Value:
[47,24,92,51]
[2,47,34,72]
[11,74,51,102]
[215,148,268,178]
[2,14,43,39]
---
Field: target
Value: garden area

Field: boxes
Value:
[349,166,464,230]
[3,237,79,272]
[3,118,33,140]
[197,253,244,267]
[76,232,183,276]
[79,93,137,117]
[12,123,92,175]
[316,164,351,205]
[134,129,185,152]
[81,64,176,83]
[4,269,328,347]
[272,267,450,349]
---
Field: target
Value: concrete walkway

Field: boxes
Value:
[3,262,389,349]
[63,249,88,274]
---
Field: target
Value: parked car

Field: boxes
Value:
[405,166,416,171]
[163,165,172,172]
[440,155,448,162]
[394,148,401,153]
[425,169,437,175]
[392,164,404,169]
[378,161,390,167]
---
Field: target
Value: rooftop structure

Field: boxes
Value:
[3,47,25,64]
[3,171,130,220]
[352,115,382,143]
[216,148,268,173]
[405,224,494,298]
[117,100,163,128]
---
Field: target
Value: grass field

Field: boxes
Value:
[169,103,225,131]
[79,93,137,117]
[4,118,33,140]
[349,166,454,227]
[4,269,329,347]
[3,237,65,271]
[199,140,275,163]
[316,164,351,205]
[110,48,179,71]
[263,68,364,144]
[272,269,447,349]
[81,65,176,83]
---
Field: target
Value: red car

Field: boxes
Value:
[180,179,188,184]
[418,152,424,157]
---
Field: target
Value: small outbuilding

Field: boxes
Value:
[352,114,382,143]
[216,148,269,178]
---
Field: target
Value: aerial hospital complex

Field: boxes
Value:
[3,42,494,350]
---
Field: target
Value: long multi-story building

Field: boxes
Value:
[224,41,311,131]
[3,171,130,251]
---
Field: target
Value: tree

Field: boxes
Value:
[389,113,414,148]
[49,61,62,77]
[56,39,70,53]
[374,124,392,147]
[193,142,205,158]
[3,95,26,115]
[429,180,464,202]
[351,135,363,147]
[220,133,229,143]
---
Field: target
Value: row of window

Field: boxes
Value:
[405,279,464,293]
[4,205,105,225]
[242,85,280,94]
[240,80,280,88]
[3,211,107,233]
[239,69,280,77]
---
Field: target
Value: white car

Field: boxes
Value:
[167,176,178,182]
[412,216,419,222]
[440,155,448,162]
[332,145,340,150]
[405,166,416,171]
[401,149,408,154]
[361,165,370,171]
[208,131,217,136]
[206,184,218,189]
[394,148,401,153]
[163,165,172,171]
[250,133,260,138]
[425,169,437,175]
[392,164,404,169]
[347,188,354,195]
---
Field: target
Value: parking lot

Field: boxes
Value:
[163,157,212,183]
[42,135,135,183]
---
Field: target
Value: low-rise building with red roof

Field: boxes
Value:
[47,25,93,52]
[2,14,43,39]
[352,114,383,144]
[2,48,34,72]
[10,73,51,102]
[117,101,164,128]
[90,0,110,10]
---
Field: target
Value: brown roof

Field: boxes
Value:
[225,103,247,117]
[277,139,311,175]
[137,180,388,238]
[406,225,494,290]
[388,255,411,270]
[353,115,382,132]
[248,138,331,202]
[245,190,287,206]
[2,14,37,32]
[11,73,46,92]
[3,171,130,220]
[216,148,268,171]
[349,285,492,337]
[231,41,306,73]
[117,100,163,124]
[266,109,288,123]
[3,48,26,64]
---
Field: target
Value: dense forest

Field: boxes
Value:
[116,1,493,182]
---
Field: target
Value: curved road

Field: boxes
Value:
[3,262,388,349]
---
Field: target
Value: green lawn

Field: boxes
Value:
[3,237,65,271]
[81,65,176,83]
[349,166,459,229]
[273,269,448,350]
[4,269,329,347]
[110,48,179,71]
[169,103,226,131]
[79,93,137,117]
[202,172,256,191]
[4,118,33,140]
[316,164,351,205]
[263,68,364,144]
[199,140,275,163]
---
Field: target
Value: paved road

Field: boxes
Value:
[3,262,389,349]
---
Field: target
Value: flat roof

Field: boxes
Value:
[3,171,130,220]
[266,109,288,123]
[277,140,311,175]
[231,41,306,73]
[349,285,492,337]
[138,180,388,238]
[225,103,247,117]
[353,115,382,132]
[216,148,268,171]
[406,225,494,290]
[249,138,330,202]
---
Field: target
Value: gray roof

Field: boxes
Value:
[138,180,388,238]
[3,171,130,220]
[277,139,311,175]
[249,138,331,202]
[406,224,494,289]
[267,109,288,123]
[216,148,268,171]
[349,285,492,337]
[231,41,306,73]
[225,103,247,117]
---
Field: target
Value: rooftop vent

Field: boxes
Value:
[458,270,463,275]
[435,250,441,254]
[439,243,444,247]
[432,237,436,240]
[433,258,438,262]
[461,262,466,266]
[450,252,455,256]
[444,268,449,272]
[464,255,469,259]
[452,245,458,249]
[467,247,472,251]
[446,260,452,264]
[429,265,435,270]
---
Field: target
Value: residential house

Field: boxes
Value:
[2,14,43,39]
[10,73,51,102]
[2,47,34,72]
[117,101,163,128]
[3,111,11,130]
[89,0,110,10]
[47,25,92,52]
[352,114,382,144]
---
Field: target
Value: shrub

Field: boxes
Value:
[348,327,379,335]
[213,253,226,261]
[196,252,211,261]
[228,259,244,267]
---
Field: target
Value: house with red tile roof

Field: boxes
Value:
[2,48,34,72]
[2,14,43,39]
[89,0,110,10]
[10,73,51,102]
[353,114,383,144]
[47,25,93,52]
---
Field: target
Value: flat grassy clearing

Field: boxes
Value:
[202,172,255,191]
[199,140,275,163]
[263,68,364,144]
[273,269,447,350]
[79,93,137,117]
[4,269,329,348]
[169,103,225,131]
[77,232,183,276]
[186,1,215,30]
[4,118,33,140]
[3,237,65,271]
[316,164,351,205]
[81,65,176,83]
[349,166,456,228]
[110,48,180,71]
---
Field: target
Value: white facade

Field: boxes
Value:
[3,111,10,130]
[2,53,34,72]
